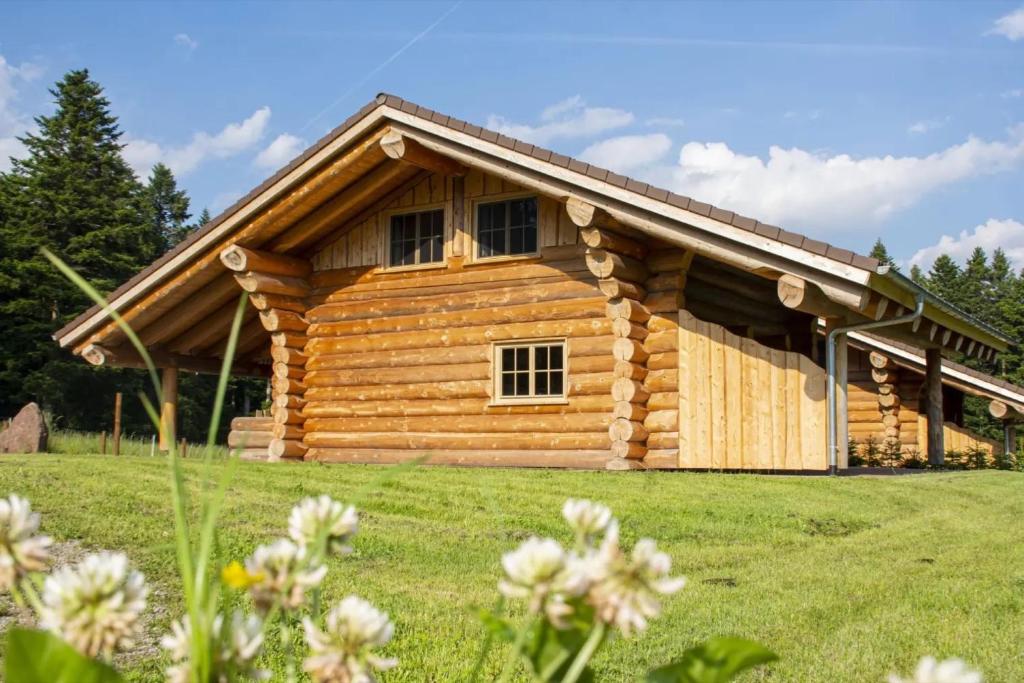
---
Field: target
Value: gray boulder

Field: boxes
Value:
[0,403,48,454]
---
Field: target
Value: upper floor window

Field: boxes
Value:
[477,197,538,259]
[389,209,444,267]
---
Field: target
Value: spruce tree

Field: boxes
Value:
[869,239,897,269]
[197,207,211,227]
[0,69,158,428]
[924,255,964,306]
[910,264,925,284]
[145,162,191,252]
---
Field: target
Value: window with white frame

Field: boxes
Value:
[388,208,444,267]
[476,196,538,258]
[494,341,566,401]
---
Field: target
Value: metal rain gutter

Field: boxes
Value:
[826,292,926,475]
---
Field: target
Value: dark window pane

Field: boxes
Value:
[510,199,524,227]
[536,372,549,395]
[502,373,514,397]
[550,371,564,396]
[510,226,523,254]
[502,348,515,370]
[523,223,537,253]
[515,371,529,396]
[549,346,563,370]
[535,346,548,370]
[515,347,529,369]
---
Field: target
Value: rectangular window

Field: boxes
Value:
[477,197,538,259]
[388,209,444,267]
[495,341,566,402]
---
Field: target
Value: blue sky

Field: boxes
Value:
[2,1,1023,269]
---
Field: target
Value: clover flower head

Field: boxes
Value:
[39,551,148,659]
[245,538,326,613]
[586,522,686,637]
[0,494,52,591]
[562,499,613,541]
[162,611,268,683]
[889,657,983,683]
[303,596,397,683]
[289,495,358,557]
[498,536,592,627]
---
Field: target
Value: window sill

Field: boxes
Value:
[466,252,542,267]
[380,261,448,274]
[488,397,570,408]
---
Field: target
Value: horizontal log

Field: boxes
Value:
[610,440,646,459]
[227,430,273,449]
[687,280,793,324]
[309,297,606,337]
[220,245,312,278]
[612,338,648,363]
[613,360,647,381]
[306,413,612,434]
[644,369,678,393]
[273,406,306,425]
[271,332,308,349]
[645,271,685,294]
[305,356,611,388]
[647,249,693,274]
[230,416,274,432]
[777,274,850,319]
[237,447,270,461]
[609,418,647,442]
[306,448,612,469]
[644,410,678,433]
[644,291,681,315]
[273,363,306,380]
[585,249,648,282]
[606,298,651,323]
[647,392,677,411]
[647,314,679,333]
[250,293,307,314]
[270,346,309,366]
[235,272,310,298]
[271,377,306,396]
[308,279,600,323]
[302,395,613,418]
[647,431,678,449]
[274,394,307,410]
[611,378,649,403]
[380,130,467,176]
[579,227,647,260]
[613,401,648,422]
[272,424,305,440]
[687,260,780,305]
[611,318,648,340]
[305,372,613,402]
[647,352,677,371]
[642,449,679,469]
[644,330,678,354]
[598,278,646,301]
[268,438,307,460]
[260,309,307,333]
[305,431,611,450]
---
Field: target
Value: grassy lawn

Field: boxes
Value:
[0,453,1021,682]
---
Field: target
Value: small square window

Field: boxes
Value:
[476,197,538,259]
[388,209,444,267]
[494,341,567,402]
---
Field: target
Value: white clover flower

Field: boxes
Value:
[889,657,983,683]
[39,551,148,658]
[162,611,268,683]
[303,596,397,683]
[498,536,592,627]
[246,538,326,613]
[289,495,358,557]
[586,522,685,637]
[562,499,613,542]
[0,494,52,591]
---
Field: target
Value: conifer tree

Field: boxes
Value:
[869,239,897,269]
[145,162,191,252]
[197,207,211,227]
[0,70,158,428]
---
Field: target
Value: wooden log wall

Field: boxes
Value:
[227,416,274,461]
[675,310,828,470]
[848,346,924,454]
[869,352,902,449]
[221,246,311,461]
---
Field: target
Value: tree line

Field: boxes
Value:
[870,240,1022,439]
[0,69,262,441]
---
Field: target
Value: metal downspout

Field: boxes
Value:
[826,293,926,475]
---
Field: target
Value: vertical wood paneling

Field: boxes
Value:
[676,310,827,470]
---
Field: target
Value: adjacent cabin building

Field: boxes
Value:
[53,94,1022,471]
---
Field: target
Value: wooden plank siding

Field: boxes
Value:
[303,169,610,467]
[676,310,827,470]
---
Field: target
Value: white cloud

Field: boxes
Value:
[0,55,43,171]
[645,116,686,128]
[486,96,634,146]
[579,133,672,173]
[909,218,1024,271]
[174,33,199,52]
[1002,88,1023,99]
[666,125,1024,232]
[123,106,271,176]
[254,133,306,169]
[989,6,1024,40]
[907,117,949,135]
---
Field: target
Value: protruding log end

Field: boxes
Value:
[81,344,110,366]
[380,130,467,176]
[990,400,1024,422]
[605,456,645,471]
[565,195,597,228]
[219,245,247,272]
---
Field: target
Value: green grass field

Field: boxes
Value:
[0,453,1021,682]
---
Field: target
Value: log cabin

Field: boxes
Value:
[53,94,1022,472]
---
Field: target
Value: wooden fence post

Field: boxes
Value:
[179,438,187,459]
[112,392,122,457]
[99,431,107,455]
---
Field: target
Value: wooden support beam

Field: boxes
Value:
[925,347,944,466]
[777,274,851,320]
[219,245,311,278]
[585,249,648,282]
[380,130,467,177]
[159,367,178,451]
[578,227,646,260]
[79,343,269,377]
[990,400,1024,422]
[234,272,310,298]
